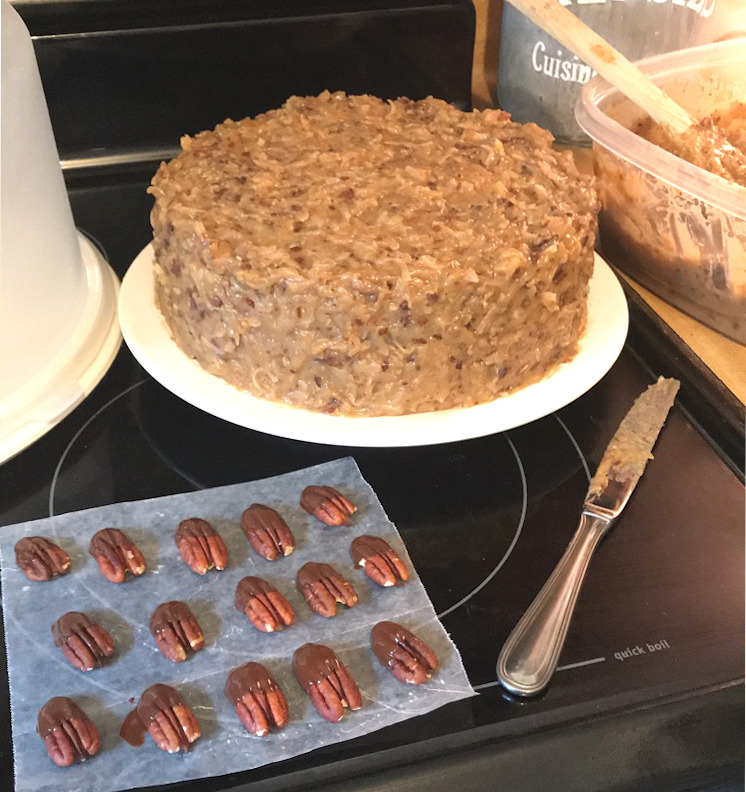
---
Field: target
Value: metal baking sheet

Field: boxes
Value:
[0,457,474,792]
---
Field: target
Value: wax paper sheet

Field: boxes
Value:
[0,457,474,792]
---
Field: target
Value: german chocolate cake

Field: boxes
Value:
[150,92,598,416]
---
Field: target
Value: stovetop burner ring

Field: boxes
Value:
[45,374,605,690]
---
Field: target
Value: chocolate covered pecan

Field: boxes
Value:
[37,696,101,766]
[300,486,357,526]
[89,528,145,583]
[175,517,228,574]
[293,643,362,722]
[15,536,70,582]
[235,576,295,633]
[51,611,115,671]
[241,504,295,560]
[224,662,289,735]
[149,601,204,662]
[351,535,409,587]
[371,621,438,684]
[120,683,200,753]
[296,562,358,618]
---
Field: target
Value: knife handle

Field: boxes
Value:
[496,511,612,696]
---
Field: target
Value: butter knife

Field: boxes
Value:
[497,377,680,697]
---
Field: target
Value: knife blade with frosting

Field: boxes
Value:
[497,377,680,696]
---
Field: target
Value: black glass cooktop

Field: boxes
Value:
[0,171,743,792]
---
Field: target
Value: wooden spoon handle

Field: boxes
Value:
[506,0,695,135]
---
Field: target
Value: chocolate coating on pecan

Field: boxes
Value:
[296,561,358,617]
[224,662,278,705]
[371,621,438,684]
[351,535,409,586]
[241,504,295,560]
[224,662,289,735]
[293,643,362,722]
[120,683,200,752]
[293,643,338,687]
[51,611,115,671]
[37,696,101,766]
[89,528,146,583]
[300,486,357,526]
[235,576,295,632]
[149,601,204,662]
[174,517,228,574]
[15,536,70,582]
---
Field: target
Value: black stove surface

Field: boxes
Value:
[0,174,743,792]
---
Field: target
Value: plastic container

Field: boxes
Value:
[0,1,121,462]
[576,39,746,344]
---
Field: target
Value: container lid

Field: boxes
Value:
[0,233,121,464]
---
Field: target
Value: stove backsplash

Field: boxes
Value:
[13,0,475,170]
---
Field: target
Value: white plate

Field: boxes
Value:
[119,246,628,447]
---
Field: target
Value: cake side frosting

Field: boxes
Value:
[149,92,598,416]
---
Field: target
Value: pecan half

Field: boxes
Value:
[175,517,228,574]
[300,486,357,526]
[120,683,201,753]
[89,528,146,583]
[296,562,358,618]
[241,504,295,560]
[51,611,115,671]
[293,643,362,722]
[15,536,70,582]
[37,696,101,766]
[149,601,204,662]
[371,621,439,684]
[224,662,289,736]
[350,535,409,587]
[235,576,295,633]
